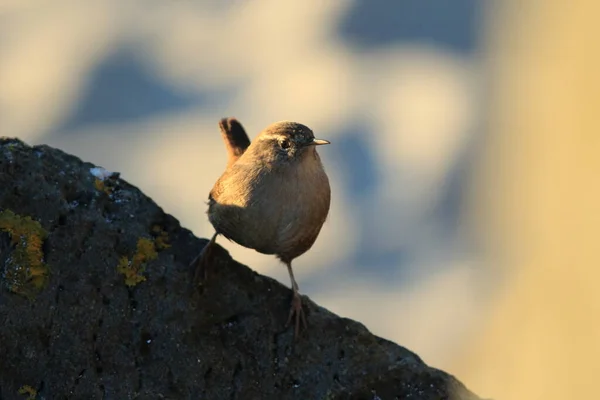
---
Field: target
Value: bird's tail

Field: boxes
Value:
[219,117,251,167]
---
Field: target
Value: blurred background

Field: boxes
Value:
[2,1,598,399]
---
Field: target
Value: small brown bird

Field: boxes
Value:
[191,117,331,337]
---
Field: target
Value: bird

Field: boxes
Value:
[190,117,331,338]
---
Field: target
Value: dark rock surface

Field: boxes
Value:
[0,137,481,400]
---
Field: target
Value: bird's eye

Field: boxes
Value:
[279,138,291,149]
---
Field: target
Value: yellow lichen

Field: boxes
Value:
[94,178,104,191]
[18,384,37,399]
[0,210,49,298]
[94,178,112,195]
[117,238,158,286]
[151,225,171,250]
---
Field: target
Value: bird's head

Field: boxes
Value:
[253,121,330,163]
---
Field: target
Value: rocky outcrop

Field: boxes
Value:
[0,137,481,400]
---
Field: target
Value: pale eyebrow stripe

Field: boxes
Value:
[258,134,285,141]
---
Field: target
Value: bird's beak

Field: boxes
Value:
[311,138,330,146]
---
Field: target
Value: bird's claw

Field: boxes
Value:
[190,235,217,290]
[286,292,307,339]
[191,250,211,287]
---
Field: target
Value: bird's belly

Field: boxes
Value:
[209,194,327,259]
[208,202,279,254]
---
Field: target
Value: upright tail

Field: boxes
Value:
[219,117,251,168]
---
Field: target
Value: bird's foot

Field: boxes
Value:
[190,249,208,286]
[190,235,217,290]
[285,291,307,339]
[190,250,210,286]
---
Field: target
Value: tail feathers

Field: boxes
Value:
[219,117,251,167]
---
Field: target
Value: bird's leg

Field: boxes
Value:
[284,261,307,338]
[190,232,218,286]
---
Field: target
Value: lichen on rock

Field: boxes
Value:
[151,224,171,250]
[117,237,158,286]
[0,209,49,298]
[17,385,37,400]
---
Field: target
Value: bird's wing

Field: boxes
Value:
[219,117,251,168]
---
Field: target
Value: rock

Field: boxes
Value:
[0,137,482,400]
